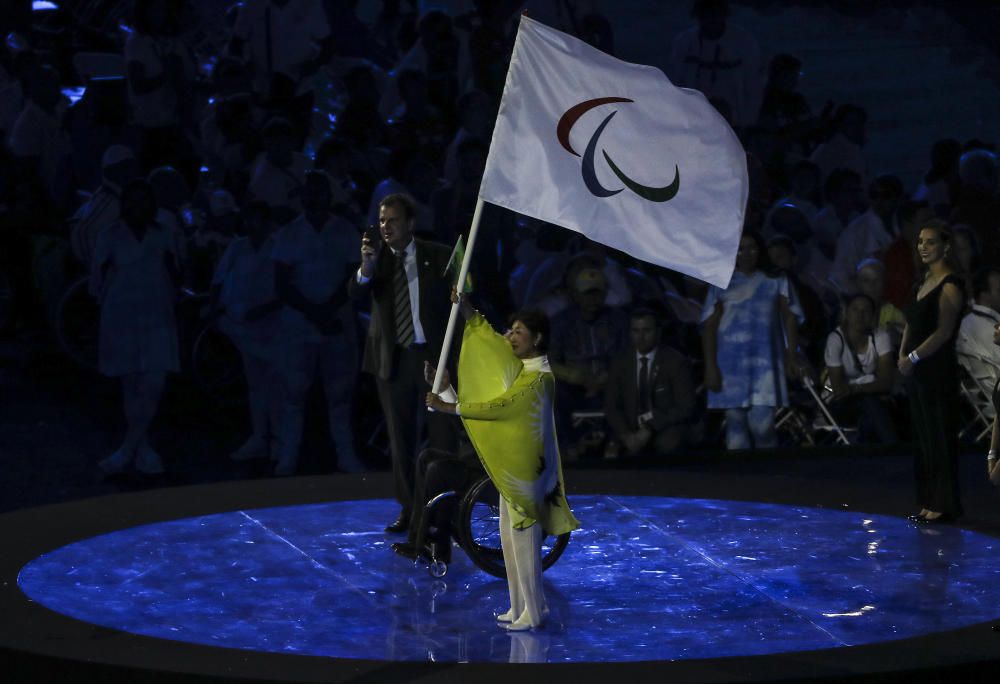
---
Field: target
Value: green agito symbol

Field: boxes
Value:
[556,97,680,202]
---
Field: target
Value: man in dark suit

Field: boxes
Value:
[349,193,455,532]
[604,307,696,460]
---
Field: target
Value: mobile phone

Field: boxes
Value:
[364,224,382,254]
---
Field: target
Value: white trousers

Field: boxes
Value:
[499,497,546,626]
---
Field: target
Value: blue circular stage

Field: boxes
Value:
[18,495,1000,664]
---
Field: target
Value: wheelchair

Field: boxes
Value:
[412,474,571,579]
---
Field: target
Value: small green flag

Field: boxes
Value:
[444,235,474,293]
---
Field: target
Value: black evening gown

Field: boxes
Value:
[902,274,965,516]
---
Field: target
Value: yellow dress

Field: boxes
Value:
[456,313,580,535]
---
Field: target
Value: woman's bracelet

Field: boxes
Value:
[907,350,920,364]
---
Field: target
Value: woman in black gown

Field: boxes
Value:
[897,220,965,523]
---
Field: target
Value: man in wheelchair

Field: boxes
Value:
[390,437,484,566]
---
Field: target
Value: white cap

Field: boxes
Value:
[101,144,135,168]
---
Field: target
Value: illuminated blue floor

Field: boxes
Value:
[17,496,1000,663]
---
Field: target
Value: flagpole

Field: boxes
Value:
[431,197,486,395]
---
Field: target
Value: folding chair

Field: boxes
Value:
[957,352,996,444]
[776,374,855,446]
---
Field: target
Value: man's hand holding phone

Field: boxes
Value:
[360,225,381,278]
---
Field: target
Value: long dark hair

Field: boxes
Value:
[508,309,550,354]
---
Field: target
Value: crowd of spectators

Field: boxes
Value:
[1,0,999,478]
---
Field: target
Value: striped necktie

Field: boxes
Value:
[394,252,415,348]
[638,356,651,415]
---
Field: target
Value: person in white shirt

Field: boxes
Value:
[957,267,1000,390]
[229,0,331,98]
[830,175,903,294]
[668,0,762,128]
[248,117,311,225]
[271,171,363,476]
[7,64,70,204]
[811,168,863,265]
[824,293,897,444]
[205,201,282,461]
[810,104,869,188]
[124,0,197,179]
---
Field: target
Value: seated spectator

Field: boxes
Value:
[950,148,1000,266]
[248,117,311,225]
[830,174,904,293]
[528,242,633,317]
[385,68,448,166]
[957,267,1000,389]
[443,90,493,184]
[765,160,821,225]
[604,307,696,461]
[824,293,897,444]
[430,136,485,245]
[548,266,629,458]
[204,201,282,461]
[757,54,813,158]
[766,202,834,302]
[950,224,981,300]
[809,104,870,189]
[313,136,367,227]
[913,138,961,217]
[380,10,466,128]
[811,168,863,263]
[855,258,905,350]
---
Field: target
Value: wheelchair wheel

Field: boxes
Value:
[190,324,246,407]
[458,476,570,579]
[54,276,99,370]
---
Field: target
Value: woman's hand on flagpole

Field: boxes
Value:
[451,286,474,319]
[425,392,456,414]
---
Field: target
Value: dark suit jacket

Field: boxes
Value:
[348,237,454,380]
[604,344,696,438]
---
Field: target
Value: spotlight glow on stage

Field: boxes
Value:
[17,497,1000,663]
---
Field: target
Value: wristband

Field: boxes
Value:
[989,450,997,461]
[907,350,920,364]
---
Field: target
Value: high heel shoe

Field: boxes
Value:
[919,512,955,525]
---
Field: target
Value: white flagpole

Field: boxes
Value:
[430,14,527,396]
[430,197,485,394]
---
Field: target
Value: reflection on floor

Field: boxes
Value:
[17,496,1000,663]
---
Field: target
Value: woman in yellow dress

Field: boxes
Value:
[426,296,579,630]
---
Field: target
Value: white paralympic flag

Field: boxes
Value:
[478,15,748,289]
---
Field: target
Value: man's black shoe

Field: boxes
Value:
[391,542,419,560]
[385,514,409,533]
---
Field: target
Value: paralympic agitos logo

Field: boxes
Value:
[556,97,680,203]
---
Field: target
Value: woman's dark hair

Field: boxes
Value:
[739,229,779,276]
[508,309,550,354]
